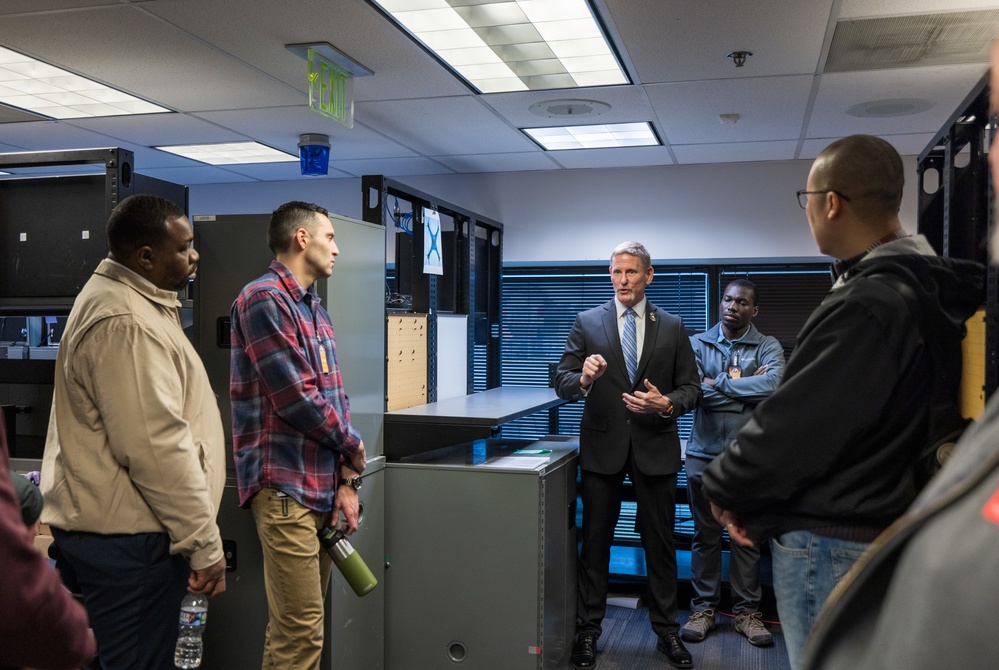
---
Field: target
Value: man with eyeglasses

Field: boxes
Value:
[701,134,984,670]
[800,43,999,670]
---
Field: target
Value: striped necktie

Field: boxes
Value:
[623,308,637,385]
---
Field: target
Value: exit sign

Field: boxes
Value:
[309,48,354,128]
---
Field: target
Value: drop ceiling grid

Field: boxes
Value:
[604,0,836,83]
[190,106,424,162]
[479,84,654,128]
[432,151,563,174]
[0,119,116,152]
[672,140,800,165]
[0,5,302,113]
[355,96,537,156]
[645,76,815,145]
[142,0,474,103]
[806,64,989,138]
[66,112,249,149]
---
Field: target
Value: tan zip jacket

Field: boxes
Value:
[41,259,224,570]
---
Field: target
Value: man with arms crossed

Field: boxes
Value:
[231,201,366,670]
[681,280,784,647]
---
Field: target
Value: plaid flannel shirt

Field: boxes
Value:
[230,260,362,512]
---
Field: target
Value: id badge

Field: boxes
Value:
[320,345,330,374]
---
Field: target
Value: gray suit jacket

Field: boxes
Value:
[553,299,701,475]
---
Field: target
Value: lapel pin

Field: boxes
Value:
[650,313,656,322]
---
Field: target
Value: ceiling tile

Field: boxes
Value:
[672,140,799,164]
[356,96,536,155]
[646,76,815,144]
[433,152,560,173]
[604,0,836,82]
[806,64,989,138]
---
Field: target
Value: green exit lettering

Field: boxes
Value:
[308,49,353,128]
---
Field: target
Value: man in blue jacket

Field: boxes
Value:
[681,280,784,647]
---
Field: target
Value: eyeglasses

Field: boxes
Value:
[796,190,851,209]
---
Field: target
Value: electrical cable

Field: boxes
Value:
[386,196,413,235]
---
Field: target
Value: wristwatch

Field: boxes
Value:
[341,476,362,491]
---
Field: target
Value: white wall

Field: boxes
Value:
[189,156,920,265]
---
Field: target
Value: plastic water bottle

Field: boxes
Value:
[174,593,208,669]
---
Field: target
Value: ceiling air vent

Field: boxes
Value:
[824,10,999,73]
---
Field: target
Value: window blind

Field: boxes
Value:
[495,267,709,440]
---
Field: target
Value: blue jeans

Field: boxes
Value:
[51,528,189,670]
[770,530,867,670]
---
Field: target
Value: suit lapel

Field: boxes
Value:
[636,302,660,383]
[600,301,629,382]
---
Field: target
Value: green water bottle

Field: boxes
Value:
[317,526,378,597]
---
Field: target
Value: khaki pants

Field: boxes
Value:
[251,488,333,670]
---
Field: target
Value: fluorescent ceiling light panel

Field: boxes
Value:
[374,0,628,93]
[156,142,297,165]
[523,122,658,150]
[0,46,169,119]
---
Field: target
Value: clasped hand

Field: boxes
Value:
[623,378,671,414]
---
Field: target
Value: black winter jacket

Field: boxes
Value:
[702,238,984,541]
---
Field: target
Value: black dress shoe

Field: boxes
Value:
[657,632,693,668]
[570,633,598,669]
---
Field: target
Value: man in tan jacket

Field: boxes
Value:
[41,194,226,669]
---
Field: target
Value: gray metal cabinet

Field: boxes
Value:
[384,437,578,670]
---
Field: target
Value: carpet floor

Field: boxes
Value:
[590,604,792,670]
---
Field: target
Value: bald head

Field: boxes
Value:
[811,135,904,223]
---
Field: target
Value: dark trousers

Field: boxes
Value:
[51,528,189,670]
[684,455,762,614]
[577,450,679,638]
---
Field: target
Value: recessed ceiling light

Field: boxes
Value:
[523,122,659,150]
[0,45,170,119]
[371,0,629,93]
[156,142,298,165]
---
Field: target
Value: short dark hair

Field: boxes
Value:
[725,279,759,306]
[268,201,330,254]
[813,135,904,220]
[106,194,185,259]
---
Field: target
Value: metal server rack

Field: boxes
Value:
[916,73,996,400]
[362,175,504,397]
[0,148,135,315]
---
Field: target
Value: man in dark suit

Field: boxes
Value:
[554,241,702,669]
